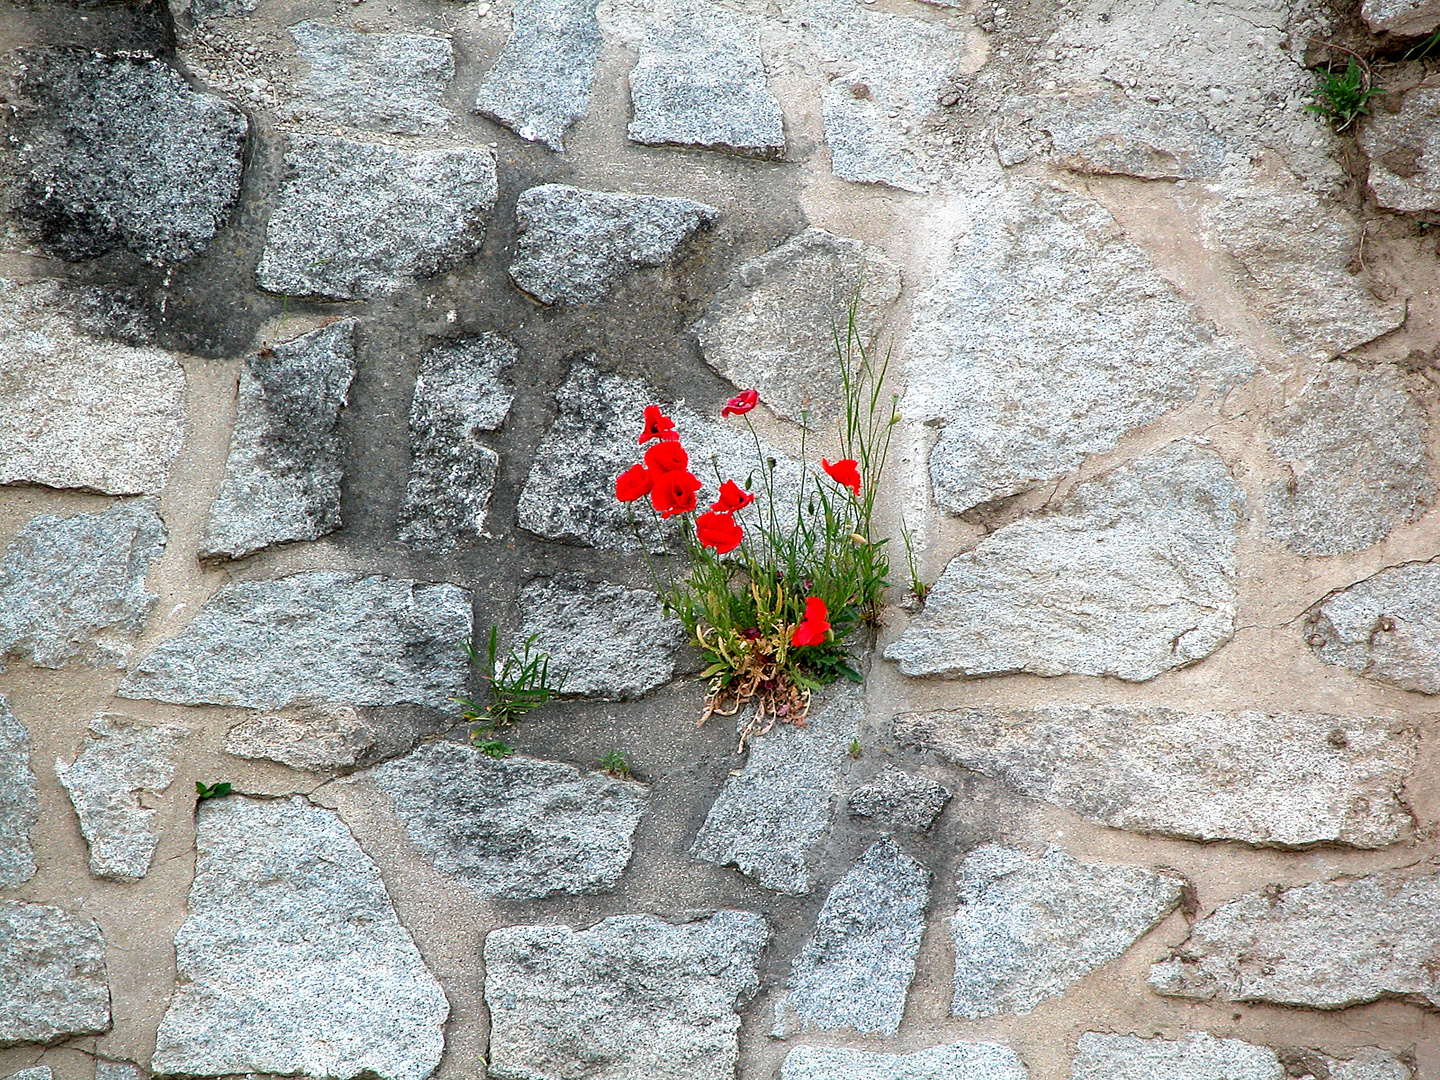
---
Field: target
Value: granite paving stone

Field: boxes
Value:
[847,766,951,832]
[0,900,111,1046]
[1072,1033,1411,1080]
[1361,0,1440,35]
[782,1043,1029,1080]
[1306,560,1440,694]
[0,697,38,889]
[1360,78,1440,213]
[288,21,454,134]
[224,707,377,771]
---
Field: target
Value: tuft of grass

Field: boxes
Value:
[473,737,514,759]
[1306,58,1381,131]
[598,750,632,779]
[457,627,562,753]
[848,738,863,760]
[899,516,929,606]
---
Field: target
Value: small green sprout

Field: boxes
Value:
[472,736,514,759]
[195,781,232,800]
[599,750,632,779]
[848,738,863,760]
[1306,59,1381,132]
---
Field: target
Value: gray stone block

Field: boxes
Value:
[224,706,377,771]
[8,1068,55,1080]
[56,715,191,882]
[782,1043,1029,1080]
[288,21,455,134]
[1361,0,1440,35]
[885,442,1242,683]
[484,911,768,1080]
[1072,1033,1411,1080]
[0,500,166,671]
[118,571,471,709]
[257,134,497,301]
[0,698,38,889]
[200,320,357,561]
[1360,78,1440,213]
[508,184,717,305]
[474,0,601,151]
[1306,561,1440,695]
[11,49,246,263]
[152,796,447,1080]
[0,900,111,1047]
[847,767,951,832]
[894,705,1416,849]
[370,740,648,900]
[94,1062,142,1080]
[951,844,1184,1019]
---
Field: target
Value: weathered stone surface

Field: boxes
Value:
[10,49,246,263]
[782,1043,1029,1080]
[152,796,447,1080]
[179,0,260,20]
[398,333,516,551]
[0,501,166,671]
[288,21,454,134]
[1306,561,1440,694]
[1362,0,1440,35]
[994,92,1227,178]
[8,1068,55,1080]
[894,705,1416,849]
[690,687,860,894]
[1360,79,1440,213]
[885,442,1243,683]
[1072,1033,1411,1080]
[905,181,1253,514]
[257,134,498,301]
[628,0,784,158]
[781,838,931,1036]
[56,715,190,882]
[0,279,186,496]
[95,1062,141,1080]
[0,698,38,889]
[952,844,1185,1019]
[515,574,684,700]
[200,320,357,560]
[225,706,376,771]
[1149,867,1440,1010]
[693,228,902,423]
[508,184,717,306]
[847,766,951,832]
[517,360,802,553]
[485,911,768,1080]
[0,900,110,1046]
[119,571,471,709]
[1202,182,1404,359]
[474,0,601,151]
[1266,361,1432,555]
[371,740,648,900]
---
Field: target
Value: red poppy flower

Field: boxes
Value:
[696,510,744,554]
[643,440,689,475]
[650,469,702,518]
[711,479,755,514]
[821,458,861,496]
[638,405,677,444]
[722,389,759,418]
[790,596,831,647]
[615,463,652,503]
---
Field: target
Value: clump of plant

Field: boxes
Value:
[1307,58,1380,131]
[598,750,632,779]
[613,313,896,748]
[195,781,232,800]
[458,627,562,757]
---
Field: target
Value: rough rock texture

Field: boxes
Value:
[0,501,166,671]
[1149,868,1440,1009]
[257,134,498,301]
[0,900,110,1046]
[781,838,931,1036]
[951,844,1185,1019]
[371,740,648,900]
[94,1063,140,1080]
[517,360,802,553]
[1266,361,1432,555]
[508,184,717,305]
[894,705,1416,849]
[474,0,601,151]
[1361,0,1440,35]
[885,442,1243,682]
[118,571,471,709]
[994,93,1227,178]
[1360,79,1440,213]
[847,767,952,832]
[288,21,454,134]
[690,688,861,894]
[8,1069,54,1080]
[515,574,685,700]
[1072,1033,1411,1080]
[782,1043,1029,1080]
[199,320,357,560]
[1202,182,1404,359]
[692,228,902,422]
[56,715,190,882]
[10,49,246,263]
[627,0,784,158]
[484,911,768,1080]
[398,333,516,551]
[0,279,186,496]
[224,706,376,771]
[905,181,1253,514]
[0,698,38,889]
[1306,561,1440,694]
[152,796,447,1080]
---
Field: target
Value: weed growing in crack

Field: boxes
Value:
[1307,58,1380,131]
[458,626,562,751]
[598,750,631,779]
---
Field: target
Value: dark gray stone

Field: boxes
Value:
[508,184,717,306]
[0,697,38,889]
[0,501,166,671]
[200,320,357,561]
[847,767,951,832]
[10,49,246,263]
[782,1043,1030,1080]
[0,900,110,1047]
[288,21,455,134]
[118,571,471,709]
[1073,1033,1411,1080]
[1306,561,1440,695]
[370,740,648,900]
